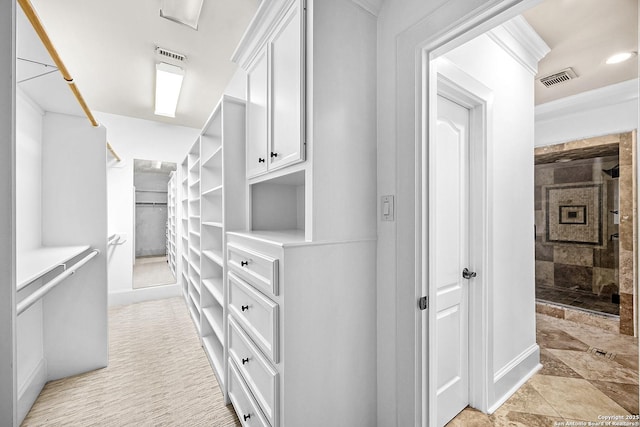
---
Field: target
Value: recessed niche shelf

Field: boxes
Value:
[251,170,305,233]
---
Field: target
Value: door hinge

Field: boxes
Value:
[418,296,428,311]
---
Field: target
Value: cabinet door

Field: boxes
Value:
[246,48,269,178]
[269,1,304,171]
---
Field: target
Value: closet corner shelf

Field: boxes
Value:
[202,185,223,197]
[17,245,91,291]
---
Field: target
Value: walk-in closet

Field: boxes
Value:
[2,0,638,426]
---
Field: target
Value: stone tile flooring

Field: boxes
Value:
[536,284,619,315]
[447,313,638,426]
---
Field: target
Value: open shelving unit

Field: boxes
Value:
[179,95,246,400]
[180,157,190,299]
[167,171,177,277]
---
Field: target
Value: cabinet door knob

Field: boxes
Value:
[241,305,249,312]
[258,157,265,163]
[270,152,278,158]
[240,260,249,267]
[242,357,249,365]
[243,414,251,421]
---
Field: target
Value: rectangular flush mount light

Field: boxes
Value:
[155,62,184,118]
[160,0,204,30]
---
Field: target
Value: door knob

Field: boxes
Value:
[462,268,477,279]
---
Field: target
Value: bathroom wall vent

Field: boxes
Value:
[155,46,187,63]
[539,68,577,87]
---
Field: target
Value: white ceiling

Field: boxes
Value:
[20,0,259,129]
[15,0,638,130]
[523,0,638,105]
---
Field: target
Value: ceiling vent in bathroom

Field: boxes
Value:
[539,68,578,88]
[155,46,187,63]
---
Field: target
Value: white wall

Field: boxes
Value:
[442,32,539,407]
[97,112,199,305]
[535,79,639,147]
[15,90,45,422]
[376,0,537,425]
[0,0,17,423]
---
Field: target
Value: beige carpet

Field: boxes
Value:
[133,256,176,289]
[22,298,240,426]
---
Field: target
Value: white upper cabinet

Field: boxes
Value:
[269,3,304,171]
[247,49,269,178]
[244,0,305,179]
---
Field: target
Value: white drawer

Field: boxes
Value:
[229,316,279,427]
[228,359,271,427]
[228,272,279,363]
[228,243,279,296]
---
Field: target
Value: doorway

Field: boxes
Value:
[133,159,177,289]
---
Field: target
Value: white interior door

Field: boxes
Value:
[433,95,471,427]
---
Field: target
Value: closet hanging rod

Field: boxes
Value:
[17,0,122,163]
[17,249,100,316]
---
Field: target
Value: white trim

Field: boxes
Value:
[536,79,640,122]
[489,344,541,413]
[486,15,550,75]
[231,0,297,69]
[350,0,383,16]
[389,1,541,425]
[17,357,46,425]
[427,58,494,425]
[108,283,182,307]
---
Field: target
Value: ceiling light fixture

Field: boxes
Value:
[606,51,637,65]
[154,62,184,118]
[160,0,204,30]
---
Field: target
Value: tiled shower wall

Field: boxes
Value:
[534,156,620,315]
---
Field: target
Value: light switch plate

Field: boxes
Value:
[381,195,394,221]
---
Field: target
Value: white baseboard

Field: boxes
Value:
[489,344,541,414]
[18,357,47,424]
[108,283,182,306]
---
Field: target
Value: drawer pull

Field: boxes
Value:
[258,158,265,163]
[243,414,251,421]
[242,357,249,365]
[240,260,249,267]
[242,305,250,312]
[270,151,278,158]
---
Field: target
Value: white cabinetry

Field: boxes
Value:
[228,1,377,425]
[244,0,305,179]
[167,171,177,277]
[180,96,246,400]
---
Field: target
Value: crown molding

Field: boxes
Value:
[536,78,639,121]
[487,15,550,75]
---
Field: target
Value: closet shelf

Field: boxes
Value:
[202,185,223,197]
[202,278,224,306]
[202,249,224,267]
[17,245,91,291]
[202,307,224,344]
[189,179,201,188]
[202,221,223,228]
[202,146,223,165]
[202,335,225,388]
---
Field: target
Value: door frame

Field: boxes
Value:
[401,1,543,425]
[426,58,494,425]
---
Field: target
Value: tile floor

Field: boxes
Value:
[448,313,638,426]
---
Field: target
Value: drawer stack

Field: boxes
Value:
[227,242,280,426]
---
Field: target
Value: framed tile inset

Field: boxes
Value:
[559,205,586,224]
[544,183,605,246]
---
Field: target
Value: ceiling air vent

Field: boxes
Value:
[155,46,186,63]
[539,68,577,87]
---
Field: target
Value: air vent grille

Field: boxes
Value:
[539,68,577,87]
[155,46,186,63]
